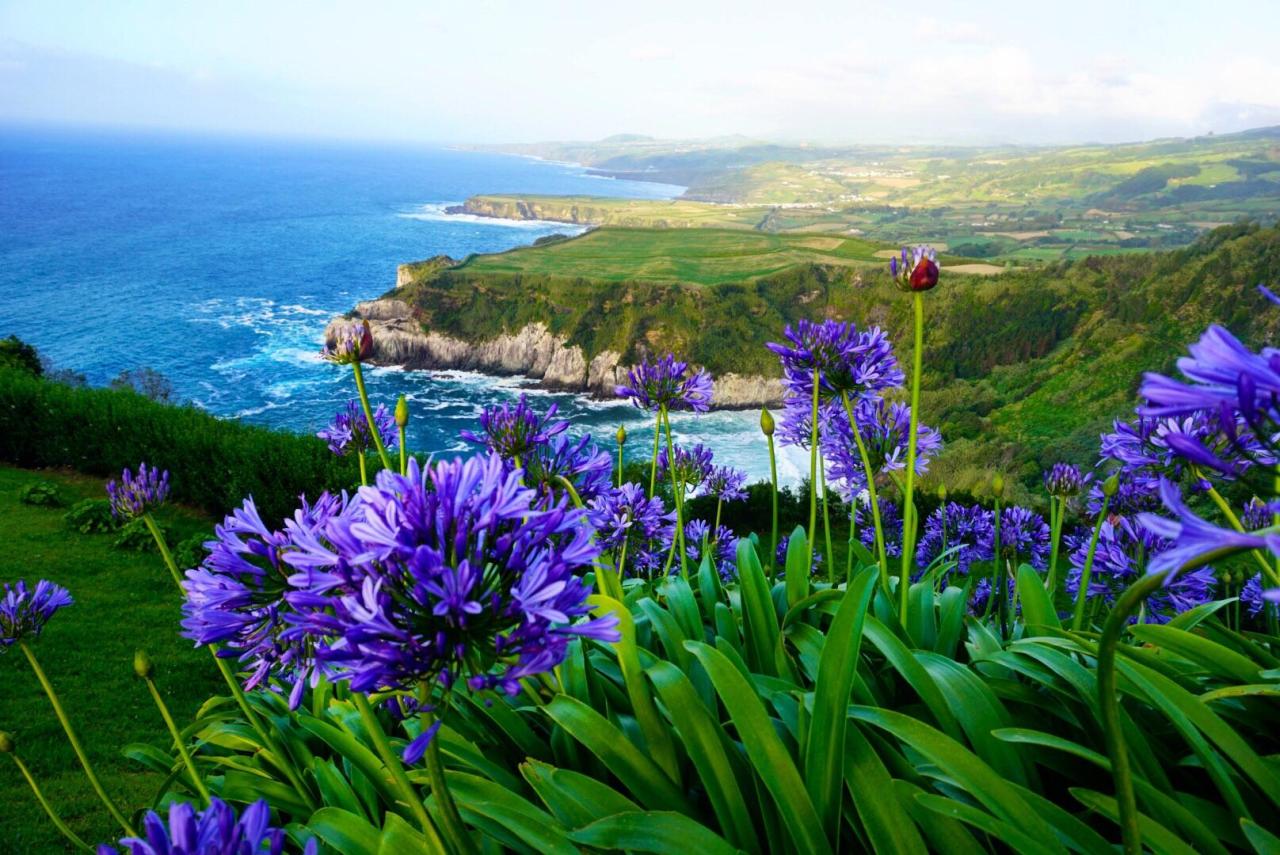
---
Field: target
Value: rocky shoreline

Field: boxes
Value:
[325,298,785,409]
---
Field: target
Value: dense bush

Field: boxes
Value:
[18,480,64,508]
[0,367,358,521]
[62,498,118,534]
[112,517,165,552]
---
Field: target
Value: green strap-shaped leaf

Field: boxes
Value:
[843,722,928,855]
[305,807,384,855]
[893,780,985,855]
[378,813,441,855]
[1240,818,1280,855]
[913,793,1061,855]
[803,565,878,839]
[684,641,832,855]
[1129,624,1261,683]
[862,618,963,740]
[298,716,405,819]
[1017,564,1061,631]
[568,811,742,855]
[589,594,681,781]
[543,695,689,813]
[784,525,811,608]
[445,771,578,855]
[736,538,782,677]
[520,759,640,830]
[647,660,759,854]
[934,585,968,658]
[848,705,1062,848]
[1070,788,1198,855]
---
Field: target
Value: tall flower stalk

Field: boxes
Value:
[322,320,393,473]
[616,354,712,502]
[891,245,939,620]
[762,408,780,576]
[1072,475,1118,630]
[1,731,91,852]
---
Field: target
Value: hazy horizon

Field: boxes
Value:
[3,0,1279,148]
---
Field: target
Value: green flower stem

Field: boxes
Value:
[422,711,476,855]
[899,291,926,621]
[143,521,313,809]
[358,453,368,487]
[1202,480,1280,586]
[610,538,629,602]
[993,497,1007,637]
[649,417,662,497]
[840,392,889,585]
[1071,496,1111,631]
[351,692,445,849]
[1098,569,1170,855]
[20,642,135,837]
[144,674,211,806]
[7,752,92,852]
[661,408,689,577]
[807,367,820,576]
[399,424,408,476]
[846,502,857,580]
[818,457,835,583]
[352,361,394,473]
[767,431,780,578]
[1046,496,1065,595]
[142,513,182,590]
[617,436,625,489]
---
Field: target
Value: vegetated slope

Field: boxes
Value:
[396,223,1280,492]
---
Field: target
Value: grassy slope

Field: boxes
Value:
[398,223,1280,493]
[0,466,221,853]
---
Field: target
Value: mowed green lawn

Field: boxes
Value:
[456,226,890,284]
[0,466,221,853]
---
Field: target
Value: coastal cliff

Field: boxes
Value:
[325,299,784,408]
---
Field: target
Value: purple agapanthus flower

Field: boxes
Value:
[587,483,676,578]
[777,398,842,450]
[1240,574,1280,617]
[855,497,903,558]
[317,400,398,457]
[1044,463,1090,498]
[182,492,350,708]
[288,454,618,720]
[704,465,748,503]
[826,397,941,496]
[1139,478,1280,576]
[766,319,904,403]
[1086,471,1161,517]
[685,519,738,580]
[460,395,568,460]
[95,797,316,855]
[915,503,995,575]
[1,579,72,652]
[616,355,713,413]
[521,433,613,505]
[106,463,171,520]
[1139,324,1280,424]
[969,577,1014,617]
[997,506,1051,569]
[656,442,715,494]
[321,320,373,365]
[1242,497,1280,531]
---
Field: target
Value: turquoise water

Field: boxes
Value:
[0,126,804,482]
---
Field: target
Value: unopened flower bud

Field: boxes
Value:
[1103,474,1120,497]
[937,484,947,501]
[133,649,153,680]
[395,395,409,428]
[991,474,1004,498]
[760,408,775,437]
[910,257,939,291]
[0,731,13,753]
[616,425,626,446]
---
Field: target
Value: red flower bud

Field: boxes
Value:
[909,258,939,291]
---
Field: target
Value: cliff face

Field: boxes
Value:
[325,299,784,408]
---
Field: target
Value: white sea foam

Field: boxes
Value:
[397,202,588,234]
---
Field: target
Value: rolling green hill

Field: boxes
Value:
[394,222,1280,494]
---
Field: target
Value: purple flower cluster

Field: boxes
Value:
[616,355,713,413]
[969,576,1014,617]
[656,442,716,494]
[855,498,903,558]
[767,319,904,403]
[826,397,941,496]
[1044,462,1089,498]
[704,465,748,503]
[321,320,373,365]
[588,483,676,578]
[915,503,995,575]
[776,535,822,575]
[317,400,398,457]
[106,463,170,519]
[998,506,1051,569]
[461,395,568,460]
[685,519,738,579]
[1,579,72,652]
[95,797,315,855]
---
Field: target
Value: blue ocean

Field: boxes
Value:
[0,126,803,482]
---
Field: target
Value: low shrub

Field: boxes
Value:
[18,480,64,508]
[113,517,165,552]
[62,498,118,534]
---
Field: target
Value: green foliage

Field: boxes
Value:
[18,479,64,508]
[62,497,117,534]
[0,334,42,376]
[171,531,211,572]
[112,516,166,552]
[0,366,358,521]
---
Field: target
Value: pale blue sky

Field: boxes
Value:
[1,0,1277,144]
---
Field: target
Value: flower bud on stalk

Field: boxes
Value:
[760,408,775,437]
[889,245,940,293]
[133,649,153,680]
[0,731,13,753]
[616,425,627,445]
[1103,474,1120,497]
[394,395,409,428]
[991,474,1004,498]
